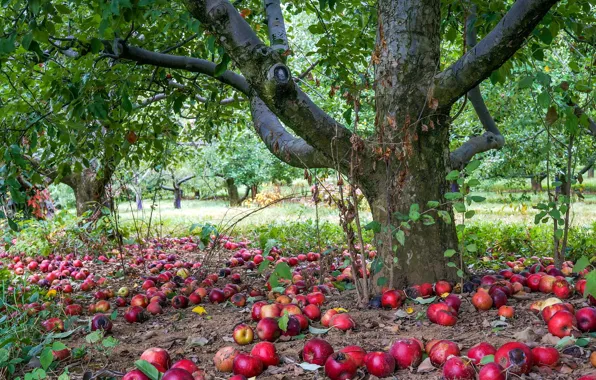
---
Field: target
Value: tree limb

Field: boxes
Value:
[264,0,289,53]
[161,185,175,191]
[449,5,505,169]
[183,0,352,168]
[176,175,196,185]
[116,42,250,95]
[250,97,331,168]
[434,0,560,106]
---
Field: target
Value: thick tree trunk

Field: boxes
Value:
[226,178,240,206]
[71,169,110,217]
[531,176,543,193]
[360,0,457,288]
[174,189,182,209]
[589,168,594,178]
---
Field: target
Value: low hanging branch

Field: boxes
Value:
[450,6,505,169]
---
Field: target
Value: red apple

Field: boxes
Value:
[531,346,559,367]
[321,309,338,327]
[302,304,321,321]
[429,340,460,367]
[389,338,423,369]
[435,280,452,295]
[467,342,496,365]
[251,342,279,368]
[538,275,556,293]
[478,363,505,380]
[260,304,281,319]
[498,305,514,319]
[141,347,172,373]
[306,292,325,306]
[162,368,194,380]
[303,338,334,365]
[232,353,263,378]
[364,352,395,377]
[547,310,577,338]
[171,359,199,374]
[208,289,225,304]
[339,346,366,367]
[329,313,356,331]
[494,342,533,375]
[552,279,572,299]
[324,352,357,380]
[251,301,267,321]
[124,306,149,323]
[256,317,281,342]
[131,294,149,308]
[122,370,150,380]
[443,356,475,380]
[171,295,189,309]
[443,294,461,312]
[576,307,596,332]
[472,291,493,311]
[381,290,402,309]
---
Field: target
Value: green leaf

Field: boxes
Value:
[555,336,574,349]
[376,277,388,286]
[457,269,464,278]
[454,202,466,213]
[395,230,405,246]
[584,270,596,299]
[518,75,534,89]
[444,192,463,200]
[278,311,289,331]
[214,54,231,77]
[257,259,269,273]
[308,326,330,335]
[52,342,67,351]
[102,336,119,348]
[469,195,486,203]
[427,200,440,208]
[446,170,460,181]
[464,160,481,172]
[135,360,160,380]
[122,93,133,113]
[90,38,103,54]
[274,262,292,280]
[444,249,456,258]
[464,210,475,219]
[573,256,590,273]
[576,338,590,347]
[413,296,436,304]
[538,91,551,108]
[466,244,477,253]
[363,221,381,233]
[85,331,102,344]
[447,262,457,268]
[40,348,53,370]
[480,355,495,365]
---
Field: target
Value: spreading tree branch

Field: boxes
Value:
[183,0,352,168]
[250,97,331,168]
[177,175,196,185]
[434,0,560,106]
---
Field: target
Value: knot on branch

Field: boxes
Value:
[267,63,290,84]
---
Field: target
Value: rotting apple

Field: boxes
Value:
[213,346,239,372]
[494,342,533,375]
[91,314,113,332]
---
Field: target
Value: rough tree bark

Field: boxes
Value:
[589,168,594,179]
[112,0,560,286]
